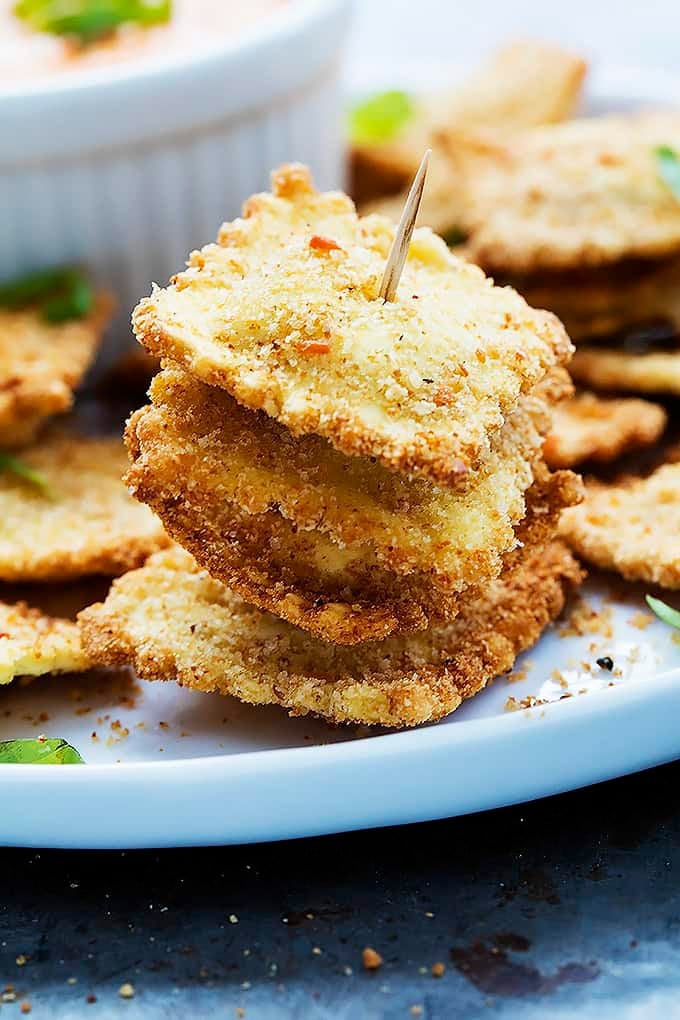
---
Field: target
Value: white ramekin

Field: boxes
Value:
[0,0,353,364]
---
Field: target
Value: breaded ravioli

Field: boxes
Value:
[0,293,112,448]
[124,367,579,643]
[570,346,680,396]
[544,393,667,469]
[351,40,586,203]
[0,601,91,685]
[517,257,680,343]
[446,113,680,274]
[560,464,680,588]
[0,434,168,581]
[79,541,582,728]
[133,165,571,488]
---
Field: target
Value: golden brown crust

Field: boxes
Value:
[570,346,680,396]
[0,293,113,448]
[0,600,91,685]
[133,164,571,489]
[544,392,668,469]
[0,433,169,582]
[79,540,583,728]
[351,40,586,204]
[560,463,680,588]
[446,113,680,274]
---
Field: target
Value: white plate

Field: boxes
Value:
[1,62,679,848]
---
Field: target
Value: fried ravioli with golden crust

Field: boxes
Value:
[79,540,583,728]
[560,464,680,588]
[0,601,91,685]
[125,366,580,644]
[351,40,586,204]
[570,346,680,396]
[0,293,112,448]
[517,257,680,343]
[0,434,169,582]
[544,392,668,469]
[133,164,571,489]
[445,113,680,275]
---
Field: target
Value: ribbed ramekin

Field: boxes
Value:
[0,0,353,364]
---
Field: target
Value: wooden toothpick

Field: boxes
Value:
[378,149,430,302]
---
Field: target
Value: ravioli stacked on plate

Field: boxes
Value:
[80,165,584,727]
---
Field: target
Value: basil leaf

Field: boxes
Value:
[0,267,93,323]
[442,227,467,248]
[0,738,84,764]
[655,145,680,201]
[13,0,171,45]
[646,594,680,631]
[349,90,414,145]
[0,453,51,496]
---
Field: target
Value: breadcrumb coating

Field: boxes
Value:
[0,601,90,685]
[351,40,586,203]
[570,346,680,396]
[544,392,667,469]
[79,540,583,728]
[560,463,680,588]
[0,433,168,581]
[0,293,112,448]
[447,113,680,274]
[133,164,571,488]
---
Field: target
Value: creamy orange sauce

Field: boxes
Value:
[0,0,289,83]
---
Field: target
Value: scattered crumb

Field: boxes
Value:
[2,991,17,1003]
[86,994,97,1004]
[432,962,445,978]
[362,947,383,971]
[312,947,322,956]
[15,955,28,967]
[559,598,613,639]
[628,611,653,630]
[410,1007,423,1017]
[343,966,353,976]
[235,1009,246,1018]
[20,1002,31,1015]
[229,914,239,924]
[118,983,135,999]
[67,977,77,985]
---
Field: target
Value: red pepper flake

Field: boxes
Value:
[309,235,343,253]
[296,340,331,356]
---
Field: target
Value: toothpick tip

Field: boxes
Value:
[378,150,431,302]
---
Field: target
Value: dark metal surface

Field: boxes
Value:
[1,761,679,1019]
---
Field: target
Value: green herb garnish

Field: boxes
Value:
[655,145,680,201]
[646,594,680,630]
[0,453,51,496]
[0,737,83,764]
[0,267,93,323]
[442,226,468,248]
[14,0,170,45]
[348,90,415,145]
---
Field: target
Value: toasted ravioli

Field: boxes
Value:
[517,257,680,343]
[0,434,168,581]
[446,113,680,274]
[0,294,112,448]
[133,165,571,488]
[125,366,579,643]
[560,464,680,588]
[0,601,91,685]
[570,346,680,396]
[544,393,667,469]
[351,40,586,203]
[127,366,551,583]
[79,541,582,728]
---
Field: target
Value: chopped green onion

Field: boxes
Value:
[348,90,415,145]
[0,452,51,496]
[655,145,680,201]
[441,227,468,248]
[13,0,171,45]
[0,737,83,764]
[0,267,93,323]
[646,594,680,630]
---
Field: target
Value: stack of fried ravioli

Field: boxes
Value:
[80,165,584,727]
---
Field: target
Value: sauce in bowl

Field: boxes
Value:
[0,0,288,83]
